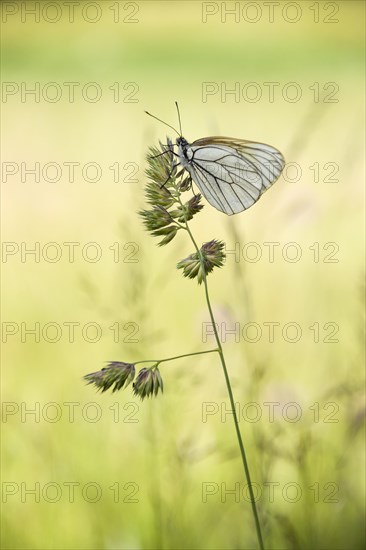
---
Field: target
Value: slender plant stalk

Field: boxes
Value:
[134,349,219,367]
[179,197,265,550]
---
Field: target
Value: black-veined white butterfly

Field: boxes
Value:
[145,103,285,216]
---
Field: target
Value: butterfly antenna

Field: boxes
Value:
[175,101,183,136]
[145,110,180,136]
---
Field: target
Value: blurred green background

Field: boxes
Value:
[1,1,365,549]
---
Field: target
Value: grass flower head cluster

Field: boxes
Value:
[83,138,225,400]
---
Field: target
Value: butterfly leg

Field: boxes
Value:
[148,149,179,160]
[160,162,180,189]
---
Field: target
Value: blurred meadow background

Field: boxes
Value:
[1,1,365,549]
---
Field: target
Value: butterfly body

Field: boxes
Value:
[175,135,285,215]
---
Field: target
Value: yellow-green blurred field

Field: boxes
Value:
[1,1,365,549]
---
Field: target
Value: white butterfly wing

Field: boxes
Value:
[184,137,285,215]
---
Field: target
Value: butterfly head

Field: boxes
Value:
[176,137,188,146]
